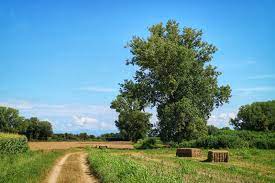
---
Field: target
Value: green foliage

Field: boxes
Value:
[114,20,231,142]
[134,137,164,149]
[87,148,180,183]
[0,106,53,141]
[173,130,275,149]
[0,133,29,154]
[0,106,24,133]
[22,117,53,141]
[87,148,275,183]
[230,100,275,131]
[0,150,63,183]
[50,133,98,141]
[207,125,219,135]
[111,95,152,142]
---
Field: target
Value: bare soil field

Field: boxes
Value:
[29,141,133,150]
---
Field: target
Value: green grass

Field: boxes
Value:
[87,148,275,183]
[0,150,63,183]
[0,133,29,154]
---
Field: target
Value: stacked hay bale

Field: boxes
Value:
[99,145,108,149]
[176,148,201,157]
[207,150,229,162]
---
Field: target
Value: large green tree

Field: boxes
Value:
[116,20,231,142]
[230,100,275,131]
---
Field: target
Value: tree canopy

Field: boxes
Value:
[112,20,231,142]
[230,100,275,131]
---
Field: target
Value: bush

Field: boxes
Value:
[0,133,29,154]
[175,130,275,149]
[134,138,164,149]
[196,135,249,149]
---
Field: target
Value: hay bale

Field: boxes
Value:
[207,150,229,162]
[176,148,201,157]
[99,145,108,149]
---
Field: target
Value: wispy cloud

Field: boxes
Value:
[208,112,236,128]
[0,100,117,133]
[78,86,116,92]
[236,86,275,92]
[247,74,275,80]
[233,86,275,97]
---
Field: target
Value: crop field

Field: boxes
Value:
[87,148,275,183]
[28,141,134,150]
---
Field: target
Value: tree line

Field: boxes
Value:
[0,106,53,140]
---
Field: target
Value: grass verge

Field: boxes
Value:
[0,150,63,183]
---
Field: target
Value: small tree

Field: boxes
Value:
[79,132,88,141]
[111,95,151,142]
[230,100,275,131]
[0,106,24,133]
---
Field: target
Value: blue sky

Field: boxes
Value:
[0,0,274,135]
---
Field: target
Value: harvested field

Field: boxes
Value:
[28,141,133,150]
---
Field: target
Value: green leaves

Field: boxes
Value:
[113,20,231,142]
[111,95,152,142]
[230,100,275,131]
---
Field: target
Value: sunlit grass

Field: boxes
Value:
[87,148,275,183]
[0,150,63,183]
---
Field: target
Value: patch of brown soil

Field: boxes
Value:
[57,152,98,183]
[29,141,133,150]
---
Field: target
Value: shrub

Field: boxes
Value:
[176,130,275,149]
[0,133,29,154]
[134,138,164,149]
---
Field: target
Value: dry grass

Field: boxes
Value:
[56,152,98,183]
[57,153,83,183]
[28,141,133,150]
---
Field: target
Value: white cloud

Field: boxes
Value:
[73,116,98,126]
[234,86,275,97]
[78,86,116,92]
[0,100,117,133]
[208,112,236,128]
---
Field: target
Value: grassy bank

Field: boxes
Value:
[87,148,275,183]
[0,150,63,183]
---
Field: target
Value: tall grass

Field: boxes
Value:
[87,148,180,183]
[87,148,275,183]
[0,150,63,183]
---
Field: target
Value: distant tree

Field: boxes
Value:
[207,125,219,135]
[220,127,231,131]
[230,100,275,131]
[114,20,231,142]
[0,106,24,133]
[21,117,53,140]
[111,95,152,142]
[79,132,88,141]
[37,121,53,140]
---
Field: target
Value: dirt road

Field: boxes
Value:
[46,152,99,183]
